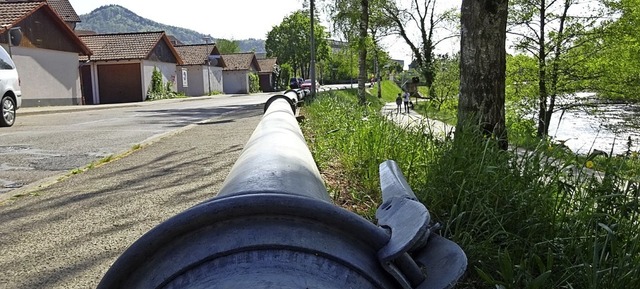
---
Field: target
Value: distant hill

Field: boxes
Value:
[76,5,265,52]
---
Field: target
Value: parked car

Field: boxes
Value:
[289,77,304,89]
[300,79,320,90]
[0,46,21,127]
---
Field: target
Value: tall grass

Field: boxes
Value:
[301,89,640,288]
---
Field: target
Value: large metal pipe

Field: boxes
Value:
[216,95,329,201]
[97,95,396,289]
[97,94,467,289]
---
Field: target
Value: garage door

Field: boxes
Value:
[80,65,93,105]
[98,63,142,104]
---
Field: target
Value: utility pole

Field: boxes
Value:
[310,0,317,98]
[203,37,213,95]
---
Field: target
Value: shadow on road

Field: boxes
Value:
[0,106,263,289]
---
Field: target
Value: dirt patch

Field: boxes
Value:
[321,161,379,220]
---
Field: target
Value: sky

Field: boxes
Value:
[68,0,462,68]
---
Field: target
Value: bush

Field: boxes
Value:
[147,66,164,100]
[249,72,261,93]
[147,66,182,101]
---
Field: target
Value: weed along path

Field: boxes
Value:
[380,101,610,184]
[0,108,263,289]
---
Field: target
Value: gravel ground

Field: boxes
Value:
[0,106,263,289]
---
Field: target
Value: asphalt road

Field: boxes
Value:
[0,104,264,288]
[0,94,273,199]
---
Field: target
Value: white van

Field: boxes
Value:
[0,45,21,127]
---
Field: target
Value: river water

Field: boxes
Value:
[548,93,640,156]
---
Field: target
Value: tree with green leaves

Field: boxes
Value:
[215,39,240,54]
[382,0,457,91]
[508,0,606,137]
[457,0,509,150]
[368,0,396,98]
[265,10,330,79]
[505,54,540,142]
[326,0,372,104]
[429,53,459,110]
[577,0,640,101]
[321,44,358,84]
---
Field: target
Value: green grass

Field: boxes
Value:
[369,80,404,103]
[415,86,459,124]
[301,88,640,289]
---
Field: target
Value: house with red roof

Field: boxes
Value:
[1,0,81,28]
[221,52,260,94]
[0,0,92,106]
[174,43,226,96]
[257,57,279,92]
[78,31,183,104]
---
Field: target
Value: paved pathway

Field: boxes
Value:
[381,101,455,139]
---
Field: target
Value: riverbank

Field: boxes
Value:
[548,92,640,156]
[302,89,640,288]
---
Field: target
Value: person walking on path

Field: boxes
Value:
[403,91,410,113]
[395,93,402,114]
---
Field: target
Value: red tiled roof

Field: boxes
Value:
[257,58,278,73]
[0,0,79,22]
[0,1,91,55]
[45,0,80,22]
[0,1,43,29]
[175,44,213,65]
[174,44,225,67]
[79,31,168,61]
[221,52,260,71]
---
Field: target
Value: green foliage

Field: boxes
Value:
[508,0,606,136]
[319,46,358,84]
[147,66,180,101]
[417,53,552,149]
[428,54,460,109]
[148,66,164,95]
[413,90,458,125]
[302,89,640,288]
[505,54,540,146]
[370,80,403,102]
[412,54,460,124]
[215,39,241,54]
[574,0,640,101]
[248,72,261,93]
[379,0,458,89]
[265,10,331,78]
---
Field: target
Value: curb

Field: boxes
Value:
[16,95,224,116]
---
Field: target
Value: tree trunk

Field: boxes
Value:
[357,0,369,104]
[545,0,571,137]
[537,0,549,137]
[457,0,509,150]
[423,1,437,89]
[375,48,381,98]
